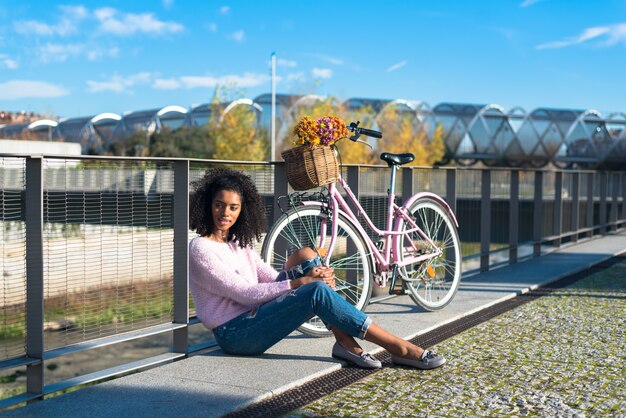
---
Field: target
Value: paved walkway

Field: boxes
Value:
[5,232,626,417]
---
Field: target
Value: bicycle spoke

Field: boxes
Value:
[400,199,461,310]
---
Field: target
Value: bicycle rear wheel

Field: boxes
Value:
[398,197,461,310]
[261,206,372,337]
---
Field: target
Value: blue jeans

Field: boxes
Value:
[212,281,372,355]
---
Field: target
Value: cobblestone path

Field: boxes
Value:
[289,261,626,417]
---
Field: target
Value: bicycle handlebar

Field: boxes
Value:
[347,121,382,141]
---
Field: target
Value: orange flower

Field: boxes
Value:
[292,115,348,146]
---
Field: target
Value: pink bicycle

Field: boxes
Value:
[262,122,461,336]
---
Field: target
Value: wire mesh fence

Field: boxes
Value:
[0,157,27,360]
[0,153,624,408]
[42,158,175,350]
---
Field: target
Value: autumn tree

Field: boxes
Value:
[335,104,379,165]
[377,106,445,166]
[206,99,268,161]
[150,126,214,159]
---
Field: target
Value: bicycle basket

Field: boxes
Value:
[281,145,339,190]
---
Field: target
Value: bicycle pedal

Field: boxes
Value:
[388,289,405,296]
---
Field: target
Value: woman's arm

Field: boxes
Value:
[250,249,281,283]
[190,243,290,306]
[250,249,335,288]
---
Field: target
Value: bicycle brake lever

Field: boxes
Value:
[354,138,373,149]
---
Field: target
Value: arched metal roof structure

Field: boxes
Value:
[52,113,122,154]
[0,120,58,141]
[187,103,213,127]
[0,123,30,140]
[604,113,626,169]
[3,95,625,169]
[432,103,487,166]
[342,98,390,114]
[220,98,263,124]
[110,105,188,147]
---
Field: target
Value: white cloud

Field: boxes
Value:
[180,72,269,88]
[207,23,218,32]
[311,68,332,79]
[86,72,152,93]
[536,24,625,49]
[307,53,344,66]
[14,5,87,37]
[162,0,174,9]
[231,30,245,42]
[87,47,120,61]
[38,43,84,63]
[154,78,181,90]
[94,7,184,36]
[220,6,230,14]
[0,80,69,100]
[13,5,183,39]
[89,71,269,92]
[14,17,77,37]
[386,60,407,73]
[286,72,305,82]
[60,5,89,19]
[0,54,18,69]
[520,0,544,7]
[277,58,297,68]
[36,43,118,63]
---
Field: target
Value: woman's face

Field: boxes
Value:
[211,189,242,236]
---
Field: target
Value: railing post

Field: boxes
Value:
[586,173,594,239]
[25,156,44,399]
[621,173,626,227]
[480,170,491,272]
[553,171,563,247]
[401,167,413,205]
[509,170,519,264]
[599,172,607,235]
[610,173,619,231]
[571,172,580,243]
[273,162,289,223]
[445,169,457,214]
[348,165,362,204]
[272,161,290,263]
[346,166,361,285]
[533,171,543,257]
[173,160,189,354]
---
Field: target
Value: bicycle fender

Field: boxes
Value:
[399,192,459,227]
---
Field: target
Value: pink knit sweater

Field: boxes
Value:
[189,236,292,329]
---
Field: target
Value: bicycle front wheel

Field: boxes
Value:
[399,197,461,311]
[261,206,372,337]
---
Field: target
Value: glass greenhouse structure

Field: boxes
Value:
[1,94,624,169]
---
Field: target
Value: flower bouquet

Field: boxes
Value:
[281,116,349,190]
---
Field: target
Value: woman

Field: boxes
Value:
[189,167,445,370]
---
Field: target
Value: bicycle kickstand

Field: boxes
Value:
[388,264,405,295]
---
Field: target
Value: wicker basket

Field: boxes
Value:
[281,145,339,190]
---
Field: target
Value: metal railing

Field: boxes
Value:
[0,153,624,409]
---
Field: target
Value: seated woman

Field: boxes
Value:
[189,167,445,370]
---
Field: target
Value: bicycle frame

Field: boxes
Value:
[300,167,458,278]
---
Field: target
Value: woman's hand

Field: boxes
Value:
[310,266,336,289]
[289,266,336,289]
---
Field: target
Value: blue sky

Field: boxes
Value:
[1,0,626,119]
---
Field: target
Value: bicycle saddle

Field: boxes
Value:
[380,152,415,167]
